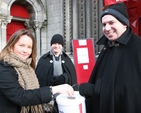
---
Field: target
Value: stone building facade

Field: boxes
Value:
[0,0,103,59]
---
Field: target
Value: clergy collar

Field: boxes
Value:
[107,41,119,47]
[50,50,62,56]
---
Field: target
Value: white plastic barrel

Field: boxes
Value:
[56,91,86,113]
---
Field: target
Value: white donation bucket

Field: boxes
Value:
[56,91,86,113]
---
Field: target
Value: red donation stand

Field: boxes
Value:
[104,0,128,6]
[72,39,96,84]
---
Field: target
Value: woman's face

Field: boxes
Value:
[13,35,33,60]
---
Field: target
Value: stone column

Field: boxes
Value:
[72,0,78,39]
[64,0,72,54]
[98,0,104,52]
[31,20,43,60]
[0,16,11,51]
[86,0,92,38]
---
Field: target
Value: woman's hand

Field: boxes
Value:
[52,84,74,96]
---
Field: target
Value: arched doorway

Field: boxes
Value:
[7,3,30,41]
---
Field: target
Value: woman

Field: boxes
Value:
[0,29,74,113]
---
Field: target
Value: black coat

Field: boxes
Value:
[0,61,52,113]
[35,51,77,87]
[84,28,141,113]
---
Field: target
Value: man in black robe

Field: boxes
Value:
[78,2,141,113]
[36,34,77,113]
[36,34,77,87]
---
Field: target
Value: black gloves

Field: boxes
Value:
[72,84,80,91]
[79,83,95,97]
[51,73,68,86]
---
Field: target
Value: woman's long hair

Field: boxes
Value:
[0,29,37,69]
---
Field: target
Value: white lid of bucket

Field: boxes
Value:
[56,91,85,106]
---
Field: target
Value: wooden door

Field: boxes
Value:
[7,3,29,41]
[7,21,25,41]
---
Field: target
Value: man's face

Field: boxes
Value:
[51,43,63,56]
[102,15,127,41]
